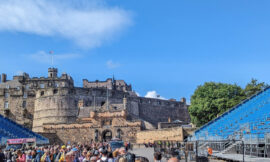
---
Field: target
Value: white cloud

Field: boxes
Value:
[0,0,132,48]
[106,60,120,69]
[29,51,81,64]
[135,92,140,96]
[145,91,166,100]
[15,71,24,76]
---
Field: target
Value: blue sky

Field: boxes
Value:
[0,0,270,101]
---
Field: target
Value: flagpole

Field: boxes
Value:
[52,54,53,67]
[49,51,54,67]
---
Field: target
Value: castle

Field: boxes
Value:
[0,68,190,143]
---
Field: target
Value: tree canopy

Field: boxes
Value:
[189,79,268,127]
[244,78,268,97]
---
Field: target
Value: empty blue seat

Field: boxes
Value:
[192,87,270,141]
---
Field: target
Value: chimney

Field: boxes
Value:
[1,73,7,83]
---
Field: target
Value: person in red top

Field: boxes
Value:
[124,142,128,151]
[207,146,213,156]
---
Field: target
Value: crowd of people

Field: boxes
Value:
[0,141,135,162]
[0,141,183,162]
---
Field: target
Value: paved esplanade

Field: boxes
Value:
[130,148,228,162]
[130,148,162,162]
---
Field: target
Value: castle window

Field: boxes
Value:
[55,83,59,87]
[22,101,26,108]
[23,92,27,98]
[4,101,9,109]
[6,85,9,89]
[4,92,9,98]
[25,84,29,90]
[40,84,45,89]
[94,130,99,141]
[40,91,44,96]
[53,89,58,94]
[101,101,105,106]
[16,86,20,90]
[113,106,117,110]
[117,129,122,139]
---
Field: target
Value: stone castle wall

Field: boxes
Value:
[0,81,36,129]
[136,127,196,143]
[127,97,190,127]
[136,127,184,143]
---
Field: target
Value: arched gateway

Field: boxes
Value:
[102,130,112,142]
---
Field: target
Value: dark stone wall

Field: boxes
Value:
[137,98,190,127]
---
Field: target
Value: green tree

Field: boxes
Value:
[188,82,246,127]
[244,78,268,97]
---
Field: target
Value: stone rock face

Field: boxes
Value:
[0,68,191,143]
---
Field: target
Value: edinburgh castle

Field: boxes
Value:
[0,68,191,143]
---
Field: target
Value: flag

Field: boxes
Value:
[49,51,54,54]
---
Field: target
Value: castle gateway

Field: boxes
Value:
[0,68,190,143]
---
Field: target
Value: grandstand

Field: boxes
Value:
[191,87,270,159]
[0,114,49,145]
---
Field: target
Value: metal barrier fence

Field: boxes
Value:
[151,139,270,161]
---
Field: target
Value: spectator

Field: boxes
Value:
[16,150,26,162]
[167,157,179,162]
[0,149,5,162]
[153,152,162,162]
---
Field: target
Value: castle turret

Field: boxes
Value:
[32,88,78,132]
[1,73,7,83]
[48,68,58,78]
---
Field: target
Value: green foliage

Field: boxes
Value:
[189,82,246,127]
[189,79,268,127]
[244,78,268,97]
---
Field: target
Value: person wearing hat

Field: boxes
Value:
[72,148,80,162]
[34,149,42,162]
[40,150,51,162]
[56,145,66,162]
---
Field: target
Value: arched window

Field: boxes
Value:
[53,89,58,94]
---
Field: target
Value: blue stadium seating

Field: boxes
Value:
[191,87,270,141]
[0,114,49,145]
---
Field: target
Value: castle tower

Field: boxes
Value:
[32,88,78,132]
[48,68,58,78]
